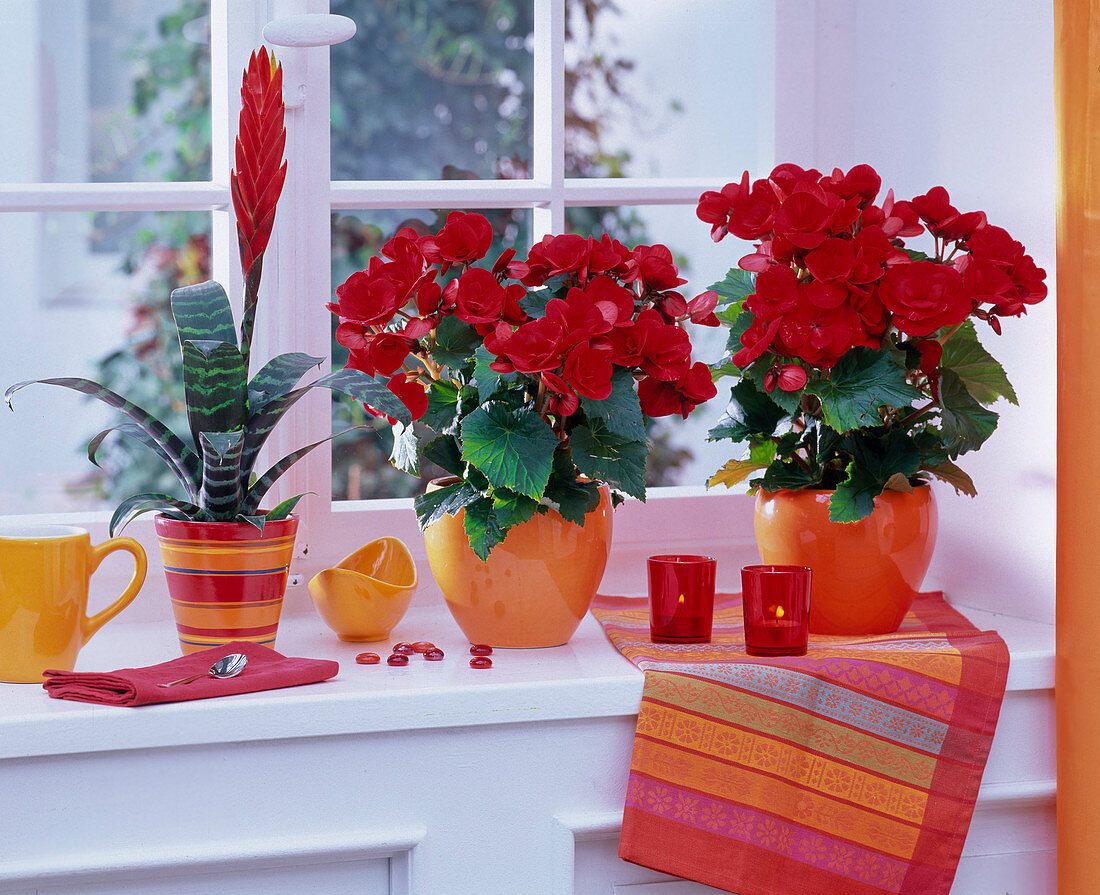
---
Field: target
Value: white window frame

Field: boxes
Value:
[0,0,759,592]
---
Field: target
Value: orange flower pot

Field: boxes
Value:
[155,515,298,654]
[423,479,612,648]
[753,487,937,635]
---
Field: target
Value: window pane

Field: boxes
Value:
[565,0,764,178]
[0,211,212,513]
[568,203,735,488]
[330,207,531,501]
[330,0,534,181]
[0,0,211,184]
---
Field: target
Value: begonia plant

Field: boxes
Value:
[6,48,409,534]
[328,214,718,558]
[697,163,1047,522]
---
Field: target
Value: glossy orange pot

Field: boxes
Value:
[753,486,937,635]
[423,478,612,648]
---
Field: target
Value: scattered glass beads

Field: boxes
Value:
[470,644,493,656]
[355,652,380,665]
[469,656,493,669]
[386,653,409,666]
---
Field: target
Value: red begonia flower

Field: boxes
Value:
[879,261,972,337]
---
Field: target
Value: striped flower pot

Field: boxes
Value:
[154,515,299,654]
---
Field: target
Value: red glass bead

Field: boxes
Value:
[355,652,380,665]
[424,648,445,661]
[387,654,410,666]
[469,656,493,669]
[470,644,493,656]
[392,643,416,655]
[411,641,436,653]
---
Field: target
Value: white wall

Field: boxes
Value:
[772,0,1056,623]
[606,0,1056,623]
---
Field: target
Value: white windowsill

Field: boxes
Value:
[0,598,1054,762]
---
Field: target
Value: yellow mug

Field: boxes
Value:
[0,524,147,683]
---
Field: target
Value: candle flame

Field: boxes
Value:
[678,593,685,606]
[773,604,785,619]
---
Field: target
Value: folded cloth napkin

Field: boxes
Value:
[592,592,1009,895]
[42,641,339,707]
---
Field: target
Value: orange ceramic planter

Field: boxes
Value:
[424,479,612,648]
[155,515,298,654]
[753,487,937,635]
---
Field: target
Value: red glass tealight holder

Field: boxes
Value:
[648,554,717,643]
[741,564,811,657]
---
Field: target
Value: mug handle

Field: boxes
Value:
[82,537,148,643]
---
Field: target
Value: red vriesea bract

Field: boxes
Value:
[329,219,718,558]
[699,162,1047,523]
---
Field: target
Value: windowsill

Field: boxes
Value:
[0,598,1054,762]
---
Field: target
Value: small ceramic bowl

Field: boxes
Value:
[308,537,418,641]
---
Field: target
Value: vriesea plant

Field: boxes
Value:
[6,49,409,534]
[697,163,1047,522]
[328,215,718,559]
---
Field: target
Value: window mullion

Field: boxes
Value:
[532,0,566,240]
[259,0,337,546]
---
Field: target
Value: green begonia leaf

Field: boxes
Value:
[937,369,999,458]
[420,435,464,478]
[569,421,647,501]
[460,404,558,500]
[807,347,922,434]
[432,315,480,369]
[412,480,482,529]
[579,367,646,442]
[708,268,755,308]
[389,422,419,476]
[463,496,505,561]
[421,379,462,434]
[940,320,1018,407]
[828,429,922,523]
[472,344,517,404]
[491,490,541,531]
[707,379,786,443]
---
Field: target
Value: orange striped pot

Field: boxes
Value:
[154,515,298,654]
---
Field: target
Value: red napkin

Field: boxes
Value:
[42,641,339,707]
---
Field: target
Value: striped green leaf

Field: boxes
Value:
[239,368,412,484]
[199,431,244,519]
[88,420,200,503]
[170,281,237,350]
[248,352,323,412]
[5,378,201,497]
[181,340,248,448]
[242,428,357,514]
[244,428,365,514]
[109,492,201,537]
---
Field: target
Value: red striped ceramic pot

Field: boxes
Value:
[154,515,298,654]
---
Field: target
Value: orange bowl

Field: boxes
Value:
[308,537,418,641]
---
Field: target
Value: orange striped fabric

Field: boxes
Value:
[592,592,1009,895]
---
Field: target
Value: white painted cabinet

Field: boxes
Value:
[0,602,1053,895]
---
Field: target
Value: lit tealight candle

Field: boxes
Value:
[741,565,811,656]
[648,555,717,644]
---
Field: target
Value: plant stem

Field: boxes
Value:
[899,401,937,428]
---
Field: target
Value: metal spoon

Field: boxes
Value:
[158,653,248,688]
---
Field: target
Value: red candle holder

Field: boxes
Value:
[741,564,811,656]
[648,554,717,643]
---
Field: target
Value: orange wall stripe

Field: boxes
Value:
[1055,1,1100,890]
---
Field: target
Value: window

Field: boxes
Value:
[1,0,768,571]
